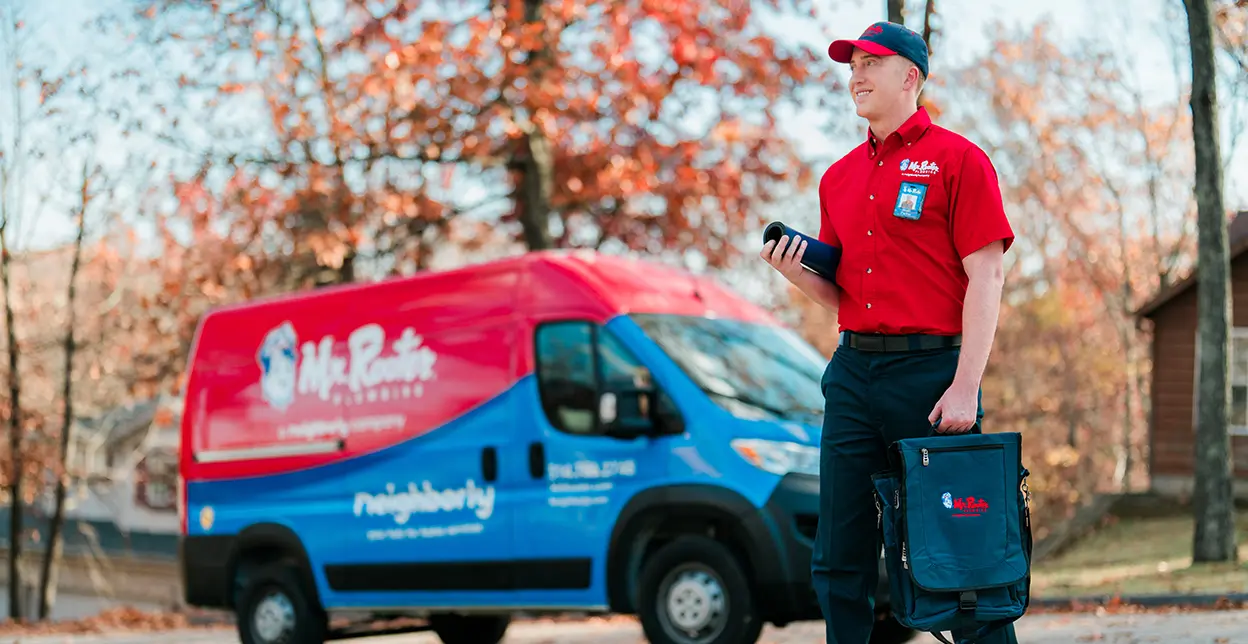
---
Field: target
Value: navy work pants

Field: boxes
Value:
[811,343,1018,644]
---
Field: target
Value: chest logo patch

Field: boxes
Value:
[900,158,940,178]
[894,181,927,220]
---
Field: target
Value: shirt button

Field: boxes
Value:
[866,303,872,309]
[868,230,873,236]
[869,195,874,200]
[877,161,883,167]
[866,268,872,273]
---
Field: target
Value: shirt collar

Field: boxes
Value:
[867,106,932,157]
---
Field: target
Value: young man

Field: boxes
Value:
[760,20,1016,644]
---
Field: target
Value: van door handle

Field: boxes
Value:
[482,447,498,482]
[528,442,544,480]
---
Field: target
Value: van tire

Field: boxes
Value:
[236,561,327,644]
[429,613,510,644]
[637,535,763,644]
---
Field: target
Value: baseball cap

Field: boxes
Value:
[828,21,929,78]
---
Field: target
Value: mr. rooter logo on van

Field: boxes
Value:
[256,320,440,442]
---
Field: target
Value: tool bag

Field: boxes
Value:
[871,431,1033,644]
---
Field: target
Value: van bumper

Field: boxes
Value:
[757,472,891,625]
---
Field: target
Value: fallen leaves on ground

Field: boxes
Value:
[1030,594,1248,615]
[0,606,229,635]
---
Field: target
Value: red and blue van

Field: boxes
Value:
[177,250,907,644]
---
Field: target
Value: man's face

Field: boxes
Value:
[848,49,913,119]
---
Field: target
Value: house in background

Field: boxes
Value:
[1,395,184,560]
[61,394,182,534]
[1136,210,1248,500]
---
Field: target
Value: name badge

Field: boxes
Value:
[893,182,927,220]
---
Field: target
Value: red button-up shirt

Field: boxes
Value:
[818,107,1014,336]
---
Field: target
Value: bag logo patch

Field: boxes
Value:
[943,491,989,517]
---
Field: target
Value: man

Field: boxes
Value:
[759,20,1015,644]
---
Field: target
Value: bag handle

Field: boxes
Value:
[927,416,983,436]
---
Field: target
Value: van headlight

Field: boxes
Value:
[731,439,820,477]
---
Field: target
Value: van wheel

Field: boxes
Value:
[236,562,327,644]
[429,613,510,644]
[637,535,763,644]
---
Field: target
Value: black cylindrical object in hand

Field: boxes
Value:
[762,221,842,282]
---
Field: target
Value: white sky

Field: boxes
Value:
[13,0,1248,253]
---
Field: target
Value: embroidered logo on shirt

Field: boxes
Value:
[894,182,927,220]
[899,158,939,178]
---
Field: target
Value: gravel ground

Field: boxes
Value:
[4,610,1247,644]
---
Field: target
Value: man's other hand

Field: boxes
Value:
[761,234,807,283]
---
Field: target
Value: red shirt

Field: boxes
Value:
[818,107,1014,336]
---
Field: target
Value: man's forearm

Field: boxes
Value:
[793,270,840,314]
[953,264,1004,391]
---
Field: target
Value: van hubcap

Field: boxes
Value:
[659,566,727,642]
[253,590,296,643]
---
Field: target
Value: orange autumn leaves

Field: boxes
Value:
[141,0,841,280]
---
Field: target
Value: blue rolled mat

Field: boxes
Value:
[762,221,842,282]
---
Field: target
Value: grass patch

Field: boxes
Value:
[1033,511,1248,598]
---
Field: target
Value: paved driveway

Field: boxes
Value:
[3,610,1247,644]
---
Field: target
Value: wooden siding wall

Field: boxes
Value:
[1149,253,1248,479]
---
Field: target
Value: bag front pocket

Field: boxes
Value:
[898,438,1028,592]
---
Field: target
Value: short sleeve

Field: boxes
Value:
[949,145,1014,259]
[818,178,840,248]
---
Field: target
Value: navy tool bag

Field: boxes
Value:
[871,431,1033,644]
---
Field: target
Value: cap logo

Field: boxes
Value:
[863,24,884,37]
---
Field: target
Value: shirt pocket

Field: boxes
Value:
[885,177,949,241]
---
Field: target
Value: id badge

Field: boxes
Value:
[893,182,927,221]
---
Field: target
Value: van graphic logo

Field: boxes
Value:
[941,492,952,509]
[257,321,439,410]
[258,322,299,411]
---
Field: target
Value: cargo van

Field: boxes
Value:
[178,249,911,644]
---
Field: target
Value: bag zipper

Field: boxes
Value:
[920,443,1002,466]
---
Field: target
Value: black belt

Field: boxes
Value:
[839,331,961,352]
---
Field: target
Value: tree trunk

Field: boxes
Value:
[1,222,22,623]
[921,0,936,54]
[514,0,555,251]
[887,0,905,24]
[1185,0,1237,564]
[37,164,90,620]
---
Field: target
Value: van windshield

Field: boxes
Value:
[630,313,828,425]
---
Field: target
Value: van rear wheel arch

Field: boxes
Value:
[606,485,782,617]
[228,523,322,611]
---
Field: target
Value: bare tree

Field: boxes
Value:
[36,158,95,619]
[0,5,29,620]
[1185,0,1237,564]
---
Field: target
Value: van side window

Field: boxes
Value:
[535,321,599,434]
[535,321,674,436]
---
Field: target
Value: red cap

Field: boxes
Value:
[827,21,929,78]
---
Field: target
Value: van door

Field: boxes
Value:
[508,317,681,609]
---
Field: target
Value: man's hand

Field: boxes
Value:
[760,234,808,283]
[928,380,978,434]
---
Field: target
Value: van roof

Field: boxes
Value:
[201,249,778,326]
